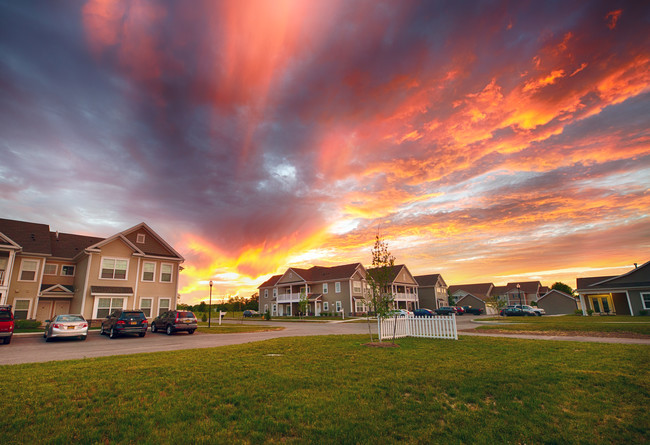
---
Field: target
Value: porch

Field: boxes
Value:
[579,292,631,316]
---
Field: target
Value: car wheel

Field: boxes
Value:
[139,332,146,337]
[166,325,173,335]
[188,329,195,335]
[45,335,52,342]
[3,336,11,345]
[151,323,157,333]
[109,327,117,339]
[43,331,47,338]
[100,325,105,335]
[80,335,87,341]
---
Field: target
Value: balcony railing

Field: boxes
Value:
[393,292,418,301]
[277,293,302,303]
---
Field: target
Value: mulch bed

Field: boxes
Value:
[463,329,650,339]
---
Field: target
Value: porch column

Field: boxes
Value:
[579,294,587,316]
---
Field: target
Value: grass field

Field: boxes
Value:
[197,324,284,334]
[479,315,650,336]
[1,335,648,444]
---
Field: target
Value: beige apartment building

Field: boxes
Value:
[0,218,183,322]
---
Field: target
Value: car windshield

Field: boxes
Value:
[57,315,84,322]
[123,312,145,320]
[178,311,195,318]
[0,311,12,321]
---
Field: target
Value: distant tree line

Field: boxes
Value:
[178,293,259,313]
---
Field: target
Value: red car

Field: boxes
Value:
[454,306,466,315]
[0,305,15,345]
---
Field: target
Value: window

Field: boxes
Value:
[142,262,155,282]
[158,298,171,316]
[136,233,146,244]
[335,282,341,293]
[61,265,75,276]
[273,288,278,298]
[14,299,30,319]
[336,301,342,312]
[264,304,269,313]
[286,305,291,316]
[19,259,38,281]
[160,264,173,283]
[323,301,329,311]
[96,297,124,319]
[140,298,153,318]
[642,293,650,310]
[272,303,277,316]
[264,289,268,299]
[44,264,58,275]
[323,283,328,294]
[353,281,361,293]
[101,258,128,279]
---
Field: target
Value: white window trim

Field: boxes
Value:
[13,298,32,319]
[160,263,174,283]
[142,261,156,282]
[158,297,171,316]
[44,264,58,276]
[136,233,146,244]
[353,280,361,294]
[323,301,329,311]
[61,264,75,277]
[99,257,129,281]
[642,292,650,310]
[264,289,268,298]
[335,282,341,293]
[264,304,269,313]
[323,283,328,294]
[18,259,39,282]
[272,303,277,316]
[92,296,127,319]
[273,288,278,298]
[336,301,342,312]
[139,297,153,318]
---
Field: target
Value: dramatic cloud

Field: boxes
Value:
[1,0,649,303]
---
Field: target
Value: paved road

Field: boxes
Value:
[2,316,646,365]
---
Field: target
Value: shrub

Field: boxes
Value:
[574,309,584,316]
[201,314,207,322]
[640,310,648,316]
[14,319,42,329]
[264,311,271,321]
[587,309,594,316]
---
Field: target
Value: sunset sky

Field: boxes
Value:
[1,1,649,304]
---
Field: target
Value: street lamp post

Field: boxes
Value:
[209,280,213,328]
[517,283,522,310]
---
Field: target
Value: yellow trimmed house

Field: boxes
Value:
[0,218,183,323]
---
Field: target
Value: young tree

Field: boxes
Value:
[485,294,508,315]
[298,291,309,319]
[366,234,396,342]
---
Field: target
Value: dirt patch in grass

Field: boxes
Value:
[463,329,650,339]
[363,342,400,348]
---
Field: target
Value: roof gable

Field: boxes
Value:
[121,223,183,259]
[448,283,494,296]
[505,281,542,294]
[258,275,282,289]
[414,274,447,287]
[538,289,576,302]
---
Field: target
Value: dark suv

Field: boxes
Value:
[100,310,148,338]
[0,305,14,344]
[151,310,197,335]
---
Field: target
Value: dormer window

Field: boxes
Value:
[136,233,146,244]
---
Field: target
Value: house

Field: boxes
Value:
[503,281,543,306]
[537,289,579,315]
[414,274,448,310]
[576,261,650,316]
[0,218,184,323]
[258,263,368,316]
[448,283,494,305]
[455,292,496,314]
[367,264,420,312]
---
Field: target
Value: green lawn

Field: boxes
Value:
[1,335,648,444]
[479,315,650,336]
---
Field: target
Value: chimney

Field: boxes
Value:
[634,263,638,269]
[56,231,59,240]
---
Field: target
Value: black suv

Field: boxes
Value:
[100,310,148,338]
[151,310,197,335]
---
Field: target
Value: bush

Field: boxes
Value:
[264,311,271,321]
[574,309,584,316]
[587,309,594,316]
[640,310,648,316]
[201,314,207,322]
[14,319,42,329]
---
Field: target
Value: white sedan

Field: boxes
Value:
[43,314,89,341]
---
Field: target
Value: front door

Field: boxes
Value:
[53,300,70,317]
[36,300,52,321]
[315,302,321,316]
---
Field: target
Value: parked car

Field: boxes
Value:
[151,310,197,335]
[413,308,435,317]
[0,305,14,345]
[389,309,412,317]
[501,306,537,317]
[462,306,484,315]
[514,304,545,316]
[100,310,148,338]
[435,306,458,316]
[43,314,88,341]
[454,306,466,315]
[243,310,259,317]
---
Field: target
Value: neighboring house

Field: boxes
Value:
[455,292,495,314]
[0,218,184,323]
[368,264,420,312]
[414,274,448,310]
[537,289,579,315]
[503,281,543,306]
[448,283,494,306]
[258,263,368,316]
[576,261,650,316]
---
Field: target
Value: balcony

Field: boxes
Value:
[394,292,418,301]
[277,293,302,303]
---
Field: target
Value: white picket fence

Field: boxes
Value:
[378,315,458,340]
